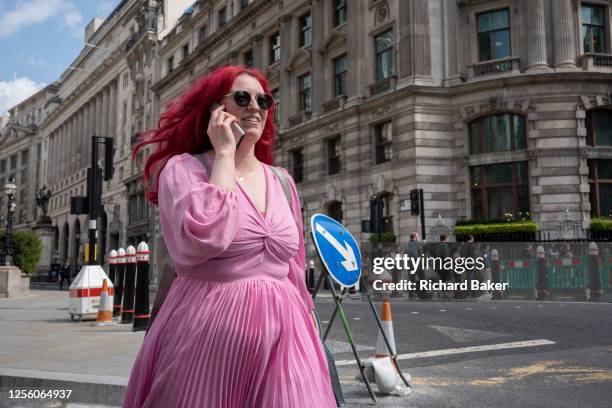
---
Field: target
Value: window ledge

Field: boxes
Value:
[368,75,397,98]
[321,95,347,114]
[467,57,520,79]
[579,53,612,70]
[288,111,311,128]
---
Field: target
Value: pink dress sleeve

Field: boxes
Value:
[158,154,239,268]
[279,167,314,312]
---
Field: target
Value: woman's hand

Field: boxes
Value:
[207,104,238,156]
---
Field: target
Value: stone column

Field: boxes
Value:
[527,0,550,71]
[77,109,84,170]
[345,0,366,106]
[97,92,104,137]
[552,0,577,68]
[399,0,431,78]
[59,125,66,181]
[279,14,293,129]
[87,101,94,164]
[251,34,264,69]
[50,132,55,186]
[103,86,110,137]
[310,0,324,116]
[109,81,117,141]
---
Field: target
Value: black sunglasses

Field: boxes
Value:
[224,90,274,110]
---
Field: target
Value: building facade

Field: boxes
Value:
[2,0,612,281]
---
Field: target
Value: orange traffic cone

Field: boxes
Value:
[93,279,113,326]
[375,299,396,357]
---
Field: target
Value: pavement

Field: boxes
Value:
[1,289,612,407]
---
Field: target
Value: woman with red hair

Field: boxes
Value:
[123,66,336,407]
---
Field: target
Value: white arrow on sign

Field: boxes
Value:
[315,222,358,271]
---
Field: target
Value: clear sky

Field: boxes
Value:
[0,0,122,115]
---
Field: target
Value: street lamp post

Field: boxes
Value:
[2,178,17,267]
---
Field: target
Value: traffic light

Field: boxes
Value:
[103,137,115,180]
[410,189,420,215]
[370,195,383,234]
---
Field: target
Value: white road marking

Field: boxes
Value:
[411,312,419,315]
[466,307,473,310]
[439,309,446,312]
[429,325,509,343]
[353,317,361,320]
[333,339,556,366]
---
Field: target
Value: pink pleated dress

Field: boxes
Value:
[123,153,336,408]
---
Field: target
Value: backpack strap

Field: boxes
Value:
[192,153,213,177]
[194,153,293,208]
[268,166,293,208]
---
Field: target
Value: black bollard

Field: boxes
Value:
[133,242,151,331]
[113,248,126,318]
[588,242,602,301]
[108,249,117,287]
[490,249,502,300]
[536,246,548,300]
[121,245,137,324]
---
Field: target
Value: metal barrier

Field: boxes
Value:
[502,259,536,299]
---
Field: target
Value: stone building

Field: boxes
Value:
[150,0,612,267]
[1,0,192,279]
[3,0,612,282]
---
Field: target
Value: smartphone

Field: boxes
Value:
[209,102,245,148]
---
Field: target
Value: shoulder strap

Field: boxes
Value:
[194,153,292,208]
[268,166,293,208]
[192,153,213,177]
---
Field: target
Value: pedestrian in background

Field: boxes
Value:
[124,66,335,407]
[405,232,431,300]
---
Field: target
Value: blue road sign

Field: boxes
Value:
[310,214,362,287]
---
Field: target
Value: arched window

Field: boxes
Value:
[469,113,526,154]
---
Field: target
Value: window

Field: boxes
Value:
[239,0,249,10]
[327,136,341,175]
[218,7,227,27]
[375,30,395,80]
[333,54,347,97]
[375,122,393,164]
[272,88,280,124]
[270,32,280,64]
[299,13,312,47]
[586,110,612,146]
[291,148,304,183]
[0,160,5,174]
[328,201,343,222]
[373,193,394,234]
[477,9,510,61]
[21,150,28,167]
[589,159,612,218]
[334,0,347,27]
[471,161,529,221]
[167,56,174,73]
[182,43,189,59]
[244,49,253,67]
[470,114,526,154]
[123,73,129,89]
[582,4,605,53]
[10,155,17,170]
[199,24,208,42]
[298,73,311,112]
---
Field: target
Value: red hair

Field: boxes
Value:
[132,66,276,205]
